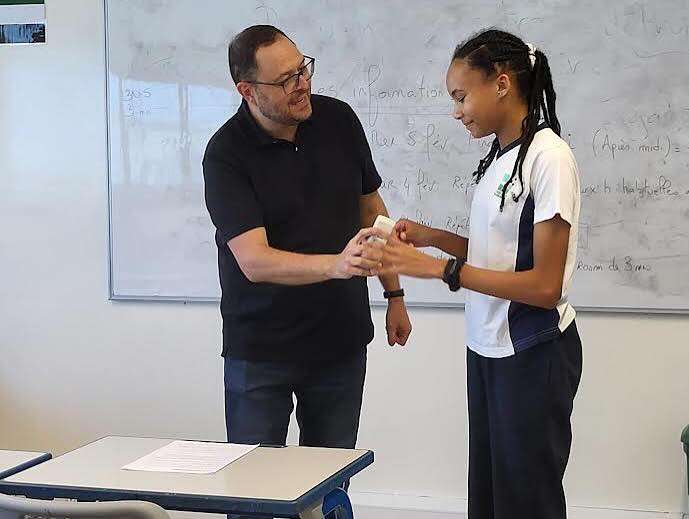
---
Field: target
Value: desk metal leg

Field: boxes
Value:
[298,487,355,518]
[321,488,354,519]
[298,500,325,519]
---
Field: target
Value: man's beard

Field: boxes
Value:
[256,90,312,126]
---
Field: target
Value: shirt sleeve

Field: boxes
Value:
[344,103,382,194]
[530,145,580,226]
[202,147,263,244]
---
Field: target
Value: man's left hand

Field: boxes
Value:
[385,297,412,346]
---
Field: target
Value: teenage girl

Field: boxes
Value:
[376,29,583,519]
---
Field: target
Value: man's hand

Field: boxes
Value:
[329,228,387,279]
[385,297,412,346]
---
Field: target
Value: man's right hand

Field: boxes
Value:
[329,228,387,279]
[394,219,434,248]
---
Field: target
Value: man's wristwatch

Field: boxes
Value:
[442,257,465,292]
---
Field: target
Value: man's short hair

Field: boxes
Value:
[228,25,292,83]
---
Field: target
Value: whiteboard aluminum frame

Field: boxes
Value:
[102,1,689,315]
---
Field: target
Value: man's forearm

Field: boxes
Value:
[230,243,337,285]
[360,194,403,293]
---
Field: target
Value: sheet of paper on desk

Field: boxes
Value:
[122,441,259,474]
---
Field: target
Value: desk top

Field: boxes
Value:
[0,450,51,479]
[0,436,373,516]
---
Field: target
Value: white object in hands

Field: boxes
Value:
[368,215,396,244]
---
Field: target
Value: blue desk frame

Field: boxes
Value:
[0,438,372,518]
[0,452,52,480]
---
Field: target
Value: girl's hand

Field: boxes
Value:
[394,219,435,248]
[380,233,445,279]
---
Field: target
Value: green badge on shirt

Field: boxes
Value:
[494,173,514,198]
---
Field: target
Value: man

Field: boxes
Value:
[202,24,411,494]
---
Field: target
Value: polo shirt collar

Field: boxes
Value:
[237,98,315,149]
[496,121,549,159]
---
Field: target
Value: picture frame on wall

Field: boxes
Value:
[0,0,45,44]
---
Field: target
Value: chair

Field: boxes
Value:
[0,492,170,519]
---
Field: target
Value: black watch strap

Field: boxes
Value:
[383,289,405,299]
[443,257,465,292]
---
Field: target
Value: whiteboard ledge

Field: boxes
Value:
[108,294,689,314]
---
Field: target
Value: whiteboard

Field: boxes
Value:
[105,0,689,311]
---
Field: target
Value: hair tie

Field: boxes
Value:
[526,43,537,68]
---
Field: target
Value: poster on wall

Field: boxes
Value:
[0,0,45,44]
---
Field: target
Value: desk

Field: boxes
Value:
[0,450,51,479]
[0,437,373,518]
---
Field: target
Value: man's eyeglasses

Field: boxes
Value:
[244,56,315,94]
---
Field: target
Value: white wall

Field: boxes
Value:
[1,0,688,516]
